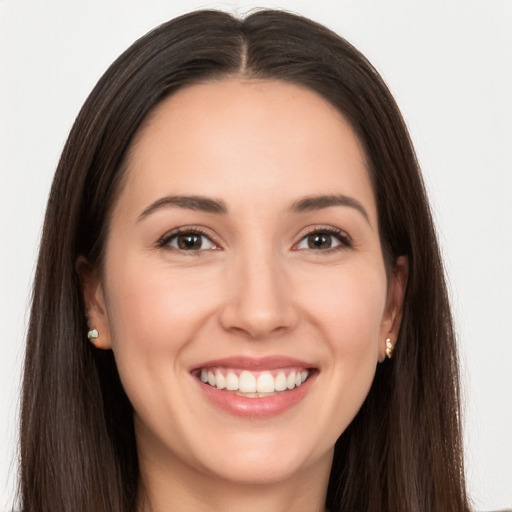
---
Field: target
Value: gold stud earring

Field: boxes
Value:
[87,328,99,341]
[385,338,394,359]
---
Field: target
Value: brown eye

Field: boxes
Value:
[165,232,216,251]
[177,234,202,250]
[307,233,333,249]
[295,229,347,251]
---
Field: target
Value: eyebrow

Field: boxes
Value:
[137,195,227,221]
[291,194,371,225]
[137,193,370,225]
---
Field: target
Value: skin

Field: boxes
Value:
[79,78,407,512]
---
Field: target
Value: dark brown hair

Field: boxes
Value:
[19,9,470,512]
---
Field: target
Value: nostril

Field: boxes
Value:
[218,260,300,338]
[218,300,299,339]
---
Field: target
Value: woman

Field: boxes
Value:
[19,9,471,512]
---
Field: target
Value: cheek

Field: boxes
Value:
[299,261,388,352]
[300,261,386,403]
[314,266,387,422]
[100,257,223,421]
[288,261,388,443]
[104,257,218,356]
[101,257,215,425]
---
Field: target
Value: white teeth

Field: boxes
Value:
[274,372,287,391]
[239,371,257,393]
[215,370,226,390]
[199,368,311,394]
[225,372,238,391]
[286,371,296,390]
[256,373,275,393]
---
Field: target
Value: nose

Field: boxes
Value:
[219,250,299,340]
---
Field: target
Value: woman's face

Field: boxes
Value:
[83,79,406,487]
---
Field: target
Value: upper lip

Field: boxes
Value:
[190,355,316,372]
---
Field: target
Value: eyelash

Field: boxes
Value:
[156,226,218,252]
[156,226,352,253]
[295,226,352,252]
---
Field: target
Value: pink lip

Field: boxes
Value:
[190,355,315,372]
[190,356,318,418]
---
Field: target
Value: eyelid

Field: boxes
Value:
[155,224,352,252]
[292,225,352,250]
[156,225,222,251]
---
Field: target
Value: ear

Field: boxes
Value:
[378,255,408,362]
[75,256,112,349]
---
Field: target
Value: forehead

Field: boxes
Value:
[119,78,376,222]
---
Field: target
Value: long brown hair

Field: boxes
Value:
[19,9,470,512]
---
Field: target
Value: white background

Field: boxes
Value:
[1,1,511,510]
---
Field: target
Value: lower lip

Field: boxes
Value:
[195,373,316,418]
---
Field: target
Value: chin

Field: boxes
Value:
[183,423,335,487]
[200,449,323,486]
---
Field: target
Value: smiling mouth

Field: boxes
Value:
[194,367,312,398]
